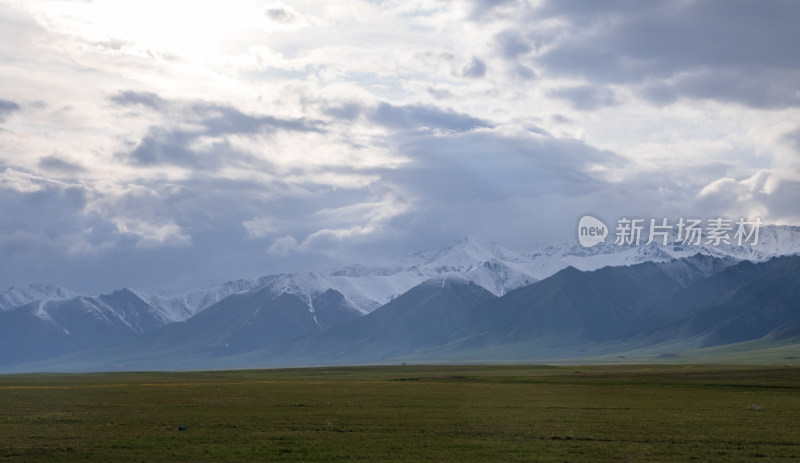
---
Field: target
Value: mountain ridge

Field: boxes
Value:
[1,226,799,372]
[4,224,797,319]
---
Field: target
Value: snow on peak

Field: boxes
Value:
[7,226,799,321]
[523,224,800,277]
[243,227,800,315]
[138,278,261,323]
[245,238,541,315]
[0,284,77,311]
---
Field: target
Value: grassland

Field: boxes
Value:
[2,364,800,462]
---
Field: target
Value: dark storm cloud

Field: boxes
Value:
[548,85,617,110]
[37,155,87,174]
[534,0,800,108]
[0,99,20,122]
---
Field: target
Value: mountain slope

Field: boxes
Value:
[638,256,794,332]
[444,260,712,351]
[681,256,800,347]
[0,289,166,365]
[0,284,77,311]
[17,285,363,371]
[269,277,496,364]
[527,224,800,276]
[137,278,262,322]
[244,225,799,317]
[2,227,800,372]
[254,238,539,315]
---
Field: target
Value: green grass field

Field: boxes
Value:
[2,364,799,462]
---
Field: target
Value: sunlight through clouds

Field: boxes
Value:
[1,0,799,292]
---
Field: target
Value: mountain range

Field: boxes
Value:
[1,225,799,372]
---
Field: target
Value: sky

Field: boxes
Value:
[1,0,799,294]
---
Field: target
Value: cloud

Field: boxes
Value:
[190,103,324,136]
[265,7,297,24]
[0,99,20,122]
[110,91,166,110]
[461,57,487,78]
[694,170,800,223]
[268,235,298,255]
[1,0,798,294]
[113,217,191,248]
[37,155,87,174]
[109,91,325,135]
[641,69,800,108]
[322,99,493,134]
[785,127,800,154]
[427,87,455,100]
[368,102,492,133]
[468,0,521,21]
[112,93,325,168]
[494,30,533,58]
[313,127,631,250]
[124,128,207,167]
[391,129,623,202]
[548,85,618,110]
[534,0,800,108]
[242,217,275,238]
[0,168,115,282]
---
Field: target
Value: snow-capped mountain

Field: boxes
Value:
[0,289,172,365]
[0,283,77,311]
[2,225,800,371]
[527,224,800,277]
[136,278,262,322]
[250,238,540,314]
[227,225,800,315]
[3,226,799,321]
[129,225,799,317]
[0,280,260,324]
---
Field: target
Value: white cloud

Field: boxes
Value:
[113,217,191,248]
[298,194,411,252]
[243,217,275,238]
[694,169,800,224]
[268,235,298,255]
